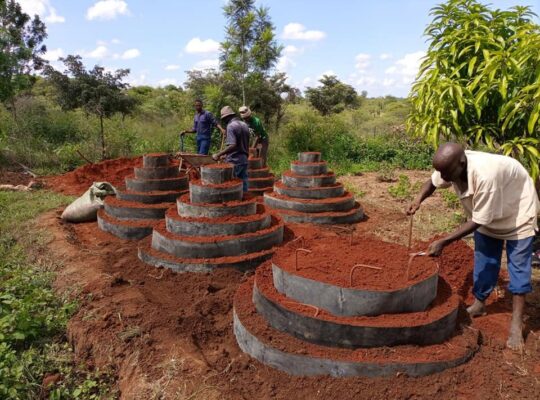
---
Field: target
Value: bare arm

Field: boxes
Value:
[406,178,437,215]
[428,220,481,256]
[213,143,237,160]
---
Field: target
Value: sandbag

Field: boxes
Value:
[61,182,116,223]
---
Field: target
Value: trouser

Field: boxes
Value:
[473,231,533,301]
[196,137,211,155]
[233,163,249,192]
[259,138,269,167]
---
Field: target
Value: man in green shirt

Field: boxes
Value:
[239,106,269,167]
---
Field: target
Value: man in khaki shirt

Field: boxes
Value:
[407,143,538,351]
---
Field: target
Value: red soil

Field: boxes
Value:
[236,278,477,362]
[46,157,142,196]
[125,175,187,183]
[166,204,269,224]
[274,181,342,191]
[178,192,257,208]
[202,163,233,170]
[154,215,283,243]
[276,203,363,218]
[273,235,438,290]
[38,211,540,399]
[0,168,34,186]
[190,178,242,189]
[269,191,354,204]
[255,263,457,328]
[104,196,173,210]
[97,210,157,227]
[144,152,169,157]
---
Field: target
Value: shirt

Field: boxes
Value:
[431,150,539,240]
[192,110,217,139]
[225,118,250,165]
[246,115,268,140]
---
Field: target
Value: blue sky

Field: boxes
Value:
[19,0,539,97]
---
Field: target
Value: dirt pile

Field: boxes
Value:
[46,157,142,196]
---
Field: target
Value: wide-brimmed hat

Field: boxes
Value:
[239,105,252,118]
[220,105,235,119]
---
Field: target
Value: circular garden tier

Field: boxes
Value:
[264,152,363,224]
[247,153,274,196]
[98,153,189,239]
[233,236,480,377]
[138,163,284,272]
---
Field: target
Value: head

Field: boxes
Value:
[194,99,203,113]
[432,143,467,182]
[220,105,236,125]
[239,105,252,120]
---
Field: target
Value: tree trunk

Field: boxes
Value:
[100,114,106,160]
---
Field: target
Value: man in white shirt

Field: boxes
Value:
[407,143,538,351]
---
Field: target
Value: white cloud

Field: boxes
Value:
[192,59,219,70]
[165,64,180,71]
[111,38,122,44]
[355,76,377,86]
[18,0,65,23]
[354,53,371,72]
[276,45,302,72]
[282,23,326,41]
[83,45,109,59]
[385,51,425,84]
[128,73,146,86]
[86,0,129,21]
[120,48,140,59]
[185,38,220,54]
[157,78,178,87]
[382,78,396,87]
[380,53,392,60]
[43,47,64,62]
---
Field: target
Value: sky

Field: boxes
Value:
[18,0,540,97]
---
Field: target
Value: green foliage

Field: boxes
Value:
[387,175,421,200]
[305,75,359,115]
[0,1,47,106]
[0,191,117,398]
[408,0,540,179]
[440,188,461,209]
[220,0,282,105]
[44,55,138,160]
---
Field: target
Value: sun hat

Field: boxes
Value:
[220,105,235,119]
[239,105,252,118]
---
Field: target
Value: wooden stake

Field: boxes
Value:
[349,263,382,286]
[294,248,312,271]
[408,215,414,251]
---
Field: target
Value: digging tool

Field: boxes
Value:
[407,215,414,251]
[406,251,426,280]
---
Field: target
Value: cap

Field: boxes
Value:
[239,105,252,118]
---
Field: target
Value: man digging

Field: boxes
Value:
[407,143,539,351]
[212,106,250,192]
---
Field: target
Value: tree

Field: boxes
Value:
[0,0,47,119]
[220,0,282,105]
[44,55,137,160]
[305,75,359,116]
[407,0,540,179]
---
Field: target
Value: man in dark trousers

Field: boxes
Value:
[239,106,269,167]
[407,143,539,351]
[181,99,225,155]
[212,106,250,192]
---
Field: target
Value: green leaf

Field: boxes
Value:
[468,56,477,75]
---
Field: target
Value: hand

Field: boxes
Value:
[180,131,186,136]
[406,201,421,216]
[427,239,446,257]
[212,153,220,161]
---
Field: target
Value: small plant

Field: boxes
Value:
[441,189,461,209]
[388,174,413,200]
[343,182,366,198]
[376,162,397,183]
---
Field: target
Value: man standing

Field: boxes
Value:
[239,106,269,167]
[181,99,225,155]
[407,143,538,351]
[212,106,250,192]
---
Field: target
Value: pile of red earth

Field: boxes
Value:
[138,162,285,272]
[234,236,480,377]
[46,157,142,196]
[247,148,274,196]
[97,153,189,240]
[264,152,364,224]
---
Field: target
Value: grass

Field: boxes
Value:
[0,190,118,399]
